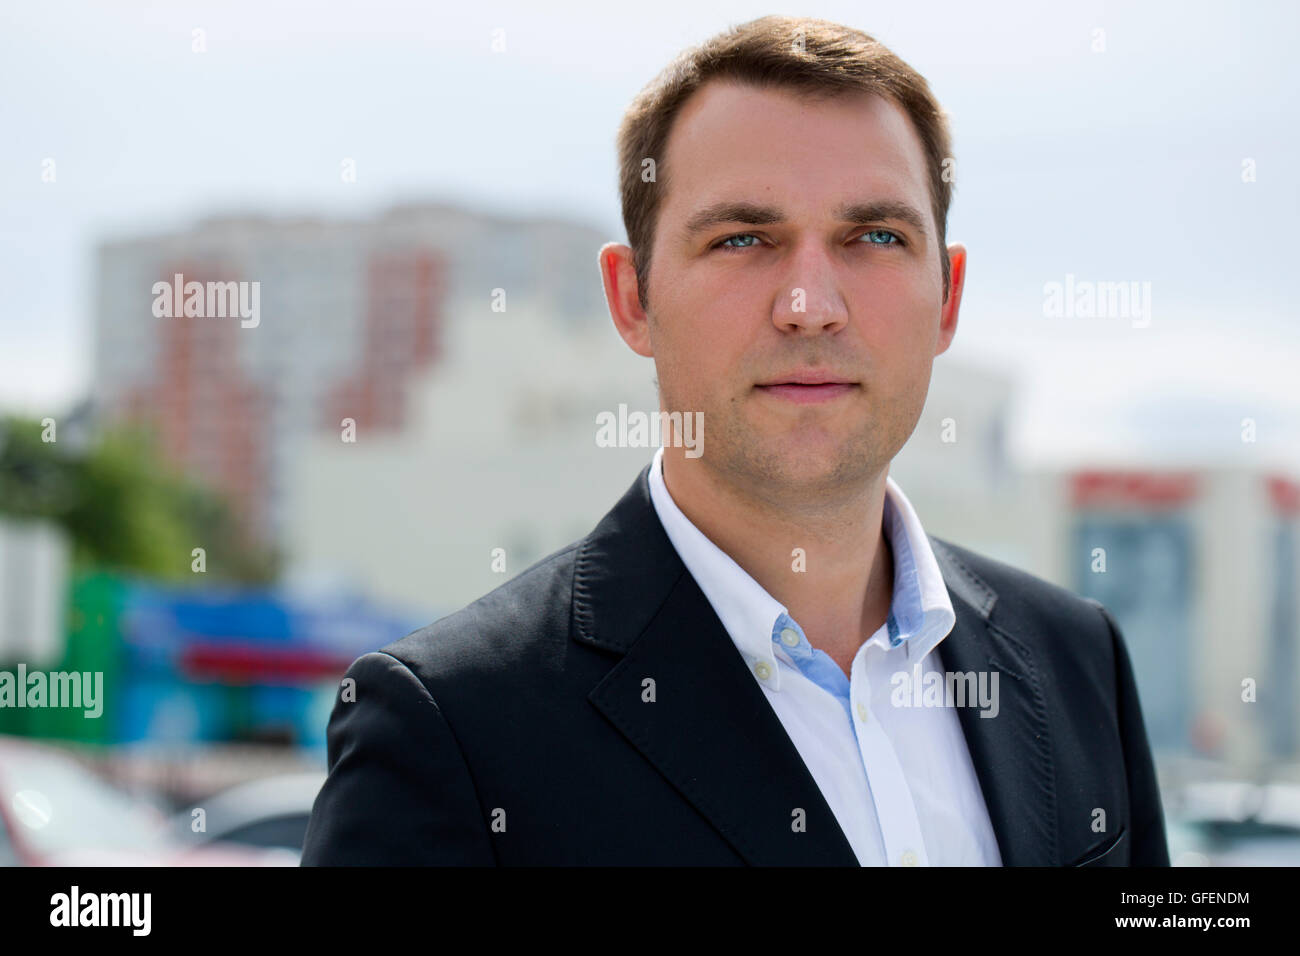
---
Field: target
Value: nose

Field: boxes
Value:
[772,242,849,335]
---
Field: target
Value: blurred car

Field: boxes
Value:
[168,771,325,858]
[0,736,297,866]
[1163,780,1300,866]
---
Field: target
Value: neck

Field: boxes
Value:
[660,447,895,671]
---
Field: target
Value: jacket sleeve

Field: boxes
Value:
[1090,599,1171,866]
[300,650,496,865]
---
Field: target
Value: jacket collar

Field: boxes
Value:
[574,462,1056,866]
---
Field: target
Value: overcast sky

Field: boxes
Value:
[3,0,1297,470]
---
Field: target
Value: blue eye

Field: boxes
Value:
[716,233,762,250]
[859,229,904,246]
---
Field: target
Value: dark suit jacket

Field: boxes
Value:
[301,463,1170,866]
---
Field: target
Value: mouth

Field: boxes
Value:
[755,370,859,405]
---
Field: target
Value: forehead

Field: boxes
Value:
[658,80,933,229]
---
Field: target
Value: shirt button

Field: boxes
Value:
[754,661,772,680]
[779,627,800,647]
[856,701,869,723]
[900,850,919,867]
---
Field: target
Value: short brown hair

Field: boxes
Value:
[616,15,956,311]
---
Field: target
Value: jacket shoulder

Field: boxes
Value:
[929,535,1093,610]
[929,534,1115,666]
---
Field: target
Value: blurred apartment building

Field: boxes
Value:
[91,203,608,549]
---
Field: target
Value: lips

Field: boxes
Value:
[755,381,858,404]
[757,368,857,387]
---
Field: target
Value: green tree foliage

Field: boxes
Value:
[0,415,278,584]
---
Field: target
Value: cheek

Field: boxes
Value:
[850,273,939,347]
[665,281,754,364]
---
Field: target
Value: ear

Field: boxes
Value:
[599,242,654,358]
[935,242,966,356]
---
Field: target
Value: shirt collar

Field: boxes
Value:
[646,446,956,690]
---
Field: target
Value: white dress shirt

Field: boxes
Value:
[647,445,1003,866]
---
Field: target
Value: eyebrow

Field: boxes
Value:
[679,199,930,243]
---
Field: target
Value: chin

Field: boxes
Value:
[753,445,849,482]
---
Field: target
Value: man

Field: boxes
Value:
[301,15,1169,866]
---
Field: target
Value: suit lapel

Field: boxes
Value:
[930,537,1058,865]
[575,464,859,865]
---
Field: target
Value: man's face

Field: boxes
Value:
[607,80,962,504]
